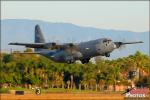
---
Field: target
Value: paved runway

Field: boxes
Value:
[1,93,124,100]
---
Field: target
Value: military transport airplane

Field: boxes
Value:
[9,25,143,64]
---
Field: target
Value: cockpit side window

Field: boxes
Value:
[108,40,112,44]
[103,39,107,43]
[103,39,112,43]
[103,39,112,46]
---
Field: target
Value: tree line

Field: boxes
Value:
[0,49,150,91]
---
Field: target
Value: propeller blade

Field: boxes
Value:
[114,41,143,48]
[122,41,143,45]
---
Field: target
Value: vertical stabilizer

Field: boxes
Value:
[35,25,45,43]
[35,25,45,51]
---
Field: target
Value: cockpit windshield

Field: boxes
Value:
[103,39,112,43]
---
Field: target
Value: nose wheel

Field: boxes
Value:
[105,53,110,57]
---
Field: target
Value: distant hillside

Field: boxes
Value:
[1,19,149,59]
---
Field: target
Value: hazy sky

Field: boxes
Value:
[2,1,149,32]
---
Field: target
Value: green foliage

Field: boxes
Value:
[0,87,9,93]
[0,51,150,91]
[135,76,150,88]
[2,54,13,63]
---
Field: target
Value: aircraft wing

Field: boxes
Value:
[9,42,78,50]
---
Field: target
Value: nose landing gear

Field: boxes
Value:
[105,53,110,57]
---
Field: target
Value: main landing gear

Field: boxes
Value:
[81,58,90,64]
[67,59,75,64]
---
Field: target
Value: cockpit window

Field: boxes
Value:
[108,39,112,41]
[103,39,107,43]
[103,39,112,43]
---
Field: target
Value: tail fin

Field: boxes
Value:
[35,25,45,51]
[35,25,45,43]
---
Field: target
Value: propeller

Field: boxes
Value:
[114,41,143,49]
[119,38,126,50]
[46,36,79,50]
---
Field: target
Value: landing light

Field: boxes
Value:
[85,48,90,50]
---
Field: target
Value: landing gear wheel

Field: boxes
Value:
[81,58,90,64]
[67,60,72,64]
[67,59,75,64]
[105,53,110,57]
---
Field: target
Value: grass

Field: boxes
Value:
[40,88,102,93]
[0,87,10,93]
[9,86,29,91]
[1,86,124,94]
[37,88,123,94]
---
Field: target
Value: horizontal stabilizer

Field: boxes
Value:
[12,52,41,54]
[9,42,46,48]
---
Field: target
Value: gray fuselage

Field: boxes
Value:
[39,38,116,63]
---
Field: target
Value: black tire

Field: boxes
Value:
[71,59,75,63]
[105,53,110,57]
[81,58,89,64]
[67,59,75,64]
[67,60,72,64]
[81,60,85,64]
